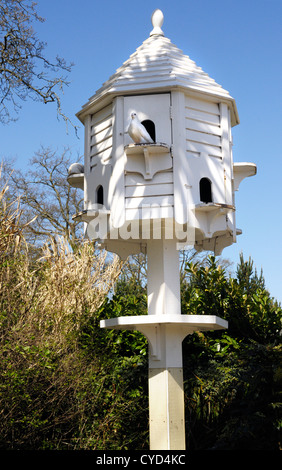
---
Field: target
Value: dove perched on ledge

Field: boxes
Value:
[127,112,154,144]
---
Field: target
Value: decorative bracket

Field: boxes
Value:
[233,162,257,191]
[100,314,228,368]
[124,143,171,180]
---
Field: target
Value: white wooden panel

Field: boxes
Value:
[184,95,222,163]
[186,141,222,158]
[190,156,225,204]
[90,125,112,146]
[89,103,113,168]
[125,195,174,209]
[91,105,112,126]
[109,96,125,228]
[186,129,221,148]
[125,183,173,198]
[220,103,231,161]
[124,93,171,146]
[185,96,219,116]
[186,107,220,125]
[90,136,113,157]
[86,161,112,211]
[91,116,112,136]
[125,206,174,221]
[90,146,112,162]
[149,368,185,450]
[125,171,173,186]
[220,103,232,205]
[171,90,189,225]
[83,115,91,207]
[206,159,225,203]
[90,156,99,169]
[186,118,221,136]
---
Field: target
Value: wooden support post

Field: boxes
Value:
[149,367,185,450]
[146,239,185,450]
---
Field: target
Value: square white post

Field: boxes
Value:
[146,239,185,449]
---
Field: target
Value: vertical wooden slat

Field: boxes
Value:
[83,114,91,209]
[110,96,125,229]
[220,103,233,205]
[171,90,189,225]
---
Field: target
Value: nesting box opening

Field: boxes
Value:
[200,178,213,204]
[96,185,104,205]
[141,119,156,142]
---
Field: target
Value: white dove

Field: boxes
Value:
[127,112,154,144]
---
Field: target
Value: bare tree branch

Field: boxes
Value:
[2,147,84,248]
[0,0,76,129]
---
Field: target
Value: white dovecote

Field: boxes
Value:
[70,9,256,258]
[69,9,257,451]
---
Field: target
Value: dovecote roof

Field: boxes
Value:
[77,10,239,126]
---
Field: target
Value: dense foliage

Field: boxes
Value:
[182,256,281,449]
[0,179,281,450]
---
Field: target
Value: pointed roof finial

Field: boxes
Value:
[150,9,164,36]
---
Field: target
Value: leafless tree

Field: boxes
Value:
[3,147,84,248]
[0,0,74,126]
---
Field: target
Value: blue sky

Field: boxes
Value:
[1,0,282,304]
